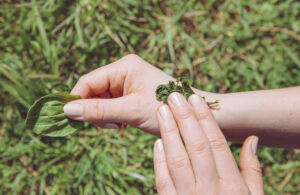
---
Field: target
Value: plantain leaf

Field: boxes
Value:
[26,92,83,137]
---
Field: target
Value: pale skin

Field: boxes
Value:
[64,54,300,148]
[154,93,263,195]
[63,54,299,193]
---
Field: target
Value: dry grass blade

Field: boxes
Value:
[105,25,126,50]
[250,26,300,42]
[0,107,13,142]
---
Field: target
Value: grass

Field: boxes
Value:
[0,0,300,194]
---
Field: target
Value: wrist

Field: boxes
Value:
[193,88,227,132]
[193,88,222,103]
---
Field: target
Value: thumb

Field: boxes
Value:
[239,136,264,195]
[63,94,139,124]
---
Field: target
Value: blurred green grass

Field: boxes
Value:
[0,0,300,194]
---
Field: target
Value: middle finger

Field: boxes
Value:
[168,92,219,183]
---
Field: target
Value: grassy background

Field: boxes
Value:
[0,0,300,194]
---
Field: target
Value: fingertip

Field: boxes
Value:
[154,139,163,153]
[168,92,187,107]
[70,88,77,95]
[240,136,263,195]
[70,88,86,98]
[106,123,120,129]
[251,136,259,155]
[188,94,209,111]
[154,139,165,164]
[63,102,83,117]
[70,80,91,97]
[153,138,176,194]
[158,105,172,120]
[240,136,260,166]
[188,94,205,104]
[153,139,167,169]
[242,136,259,155]
[156,105,162,117]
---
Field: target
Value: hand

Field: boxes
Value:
[63,54,175,134]
[153,93,264,195]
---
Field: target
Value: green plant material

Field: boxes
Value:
[25,92,83,137]
[1,0,300,194]
[156,77,219,106]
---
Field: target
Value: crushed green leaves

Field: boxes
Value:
[156,77,219,106]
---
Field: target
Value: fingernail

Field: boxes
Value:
[189,94,204,108]
[251,137,259,154]
[155,139,163,152]
[103,123,119,129]
[159,105,172,119]
[63,103,83,117]
[169,92,185,107]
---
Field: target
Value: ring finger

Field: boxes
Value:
[167,93,218,183]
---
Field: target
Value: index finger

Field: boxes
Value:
[167,93,219,184]
[71,57,127,98]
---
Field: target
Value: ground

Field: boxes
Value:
[0,0,300,194]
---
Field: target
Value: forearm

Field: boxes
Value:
[195,87,300,149]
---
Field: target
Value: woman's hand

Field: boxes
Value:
[154,93,264,195]
[63,54,176,134]
[63,54,300,148]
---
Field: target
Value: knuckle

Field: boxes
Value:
[119,54,144,70]
[78,74,93,91]
[122,54,141,63]
[161,120,178,134]
[248,165,263,175]
[195,106,210,120]
[156,178,173,192]
[93,100,104,121]
[240,158,263,176]
[154,147,166,165]
[209,137,228,152]
[78,74,89,84]
[163,126,178,134]
[154,156,166,165]
[175,107,194,120]
[170,155,189,169]
[190,139,210,155]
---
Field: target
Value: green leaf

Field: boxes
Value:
[155,77,219,106]
[25,92,83,137]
